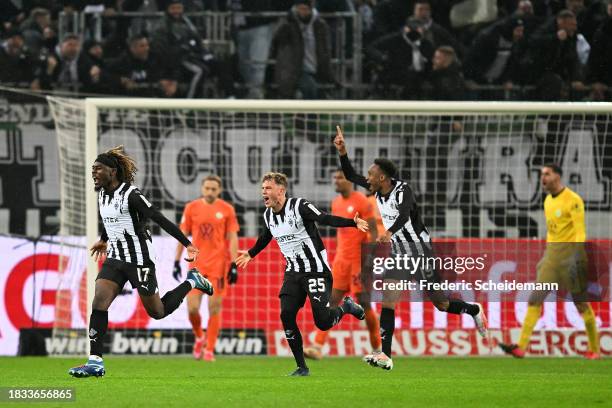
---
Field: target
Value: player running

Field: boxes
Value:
[174,175,239,361]
[499,164,600,359]
[303,169,381,360]
[69,145,213,378]
[236,172,369,376]
[334,126,487,370]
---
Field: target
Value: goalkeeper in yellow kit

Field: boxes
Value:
[500,163,600,359]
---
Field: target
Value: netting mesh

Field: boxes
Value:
[47,98,612,356]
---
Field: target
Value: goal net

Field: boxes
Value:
[47,98,612,357]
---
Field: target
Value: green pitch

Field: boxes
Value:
[1,357,611,407]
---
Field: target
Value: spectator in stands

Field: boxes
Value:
[1,1,26,34]
[151,0,208,97]
[20,8,57,55]
[513,0,544,29]
[464,17,531,91]
[39,33,86,92]
[230,0,291,99]
[411,0,465,59]
[151,0,233,98]
[423,46,465,100]
[366,17,435,99]
[516,0,535,16]
[0,30,41,90]
[21,1,59,14]
[421,46,464,228]
[268,0,334,99]
[587,0,612,100]
[79,39,111,94]
[106,33,179,97]
[529,10,587,100]
[548,0,606,43]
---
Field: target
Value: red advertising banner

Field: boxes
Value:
[1,237,610,356]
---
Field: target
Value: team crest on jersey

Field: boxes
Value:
[348,205,354,213]
[287,215,296,228]
[200,223,214,239]
[114,201,120,210]
[555,209,562,217]
[215,212,223,219]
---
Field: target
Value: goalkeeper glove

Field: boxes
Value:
[173,260,182,282]
[228,262,238,285]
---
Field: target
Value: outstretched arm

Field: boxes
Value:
[299,200,369,231]
[247,228,273,258]
[129,190,199,261]
[334,125,371,189]
[236,228,273,269]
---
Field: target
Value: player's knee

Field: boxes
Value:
[208,304,221,316]
[146,305,165,320]
[313,314,332,331]
[150,310,165,320]
[91,294,111,311]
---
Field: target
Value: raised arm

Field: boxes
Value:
[334,125,371,189]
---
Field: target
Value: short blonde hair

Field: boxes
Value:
[262,172,288,188]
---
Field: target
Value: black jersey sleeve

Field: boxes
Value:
[298,199,357,227]
[128,190,192,247]
[339,154,370,189]
[100,225,108,242]
[247,227,273,258]
[387,185,414,234]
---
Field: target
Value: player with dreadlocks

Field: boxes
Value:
[68,145,213,378]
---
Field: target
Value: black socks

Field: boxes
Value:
[89,309,108,357]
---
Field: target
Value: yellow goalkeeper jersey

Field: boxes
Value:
[544,187,586,243]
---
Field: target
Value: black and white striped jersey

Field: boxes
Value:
[99,183,191,266]
[247,197,357,273]
[340,154,430,254]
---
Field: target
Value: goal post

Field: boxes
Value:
[48,97,612,357]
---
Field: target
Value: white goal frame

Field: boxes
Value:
[83,98,612,320]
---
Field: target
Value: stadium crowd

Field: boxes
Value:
[1,0,611,100]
